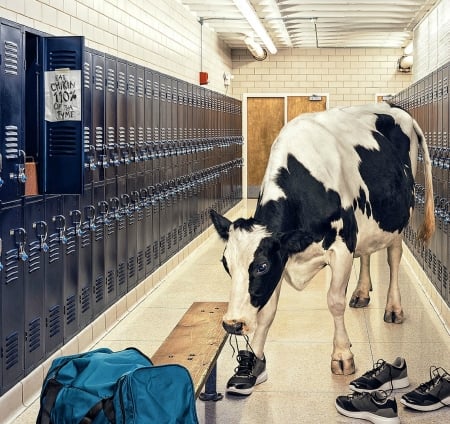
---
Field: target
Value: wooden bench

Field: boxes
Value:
[151,302,228,401]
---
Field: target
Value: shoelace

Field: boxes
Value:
[362,359,387,378]
[347,389,393,404]
[416,366,450,408]
[228,334,256,376]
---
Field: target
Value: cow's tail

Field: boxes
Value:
[413,119,435,244]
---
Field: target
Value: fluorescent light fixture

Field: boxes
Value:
[233,0,277,54]
[244,36,267,60]
[404,41,413,55]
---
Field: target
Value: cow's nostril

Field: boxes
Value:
[222,320,244,335]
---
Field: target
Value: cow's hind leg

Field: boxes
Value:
[328,248,355,375]
[349,254,372,308]
[384,236,404,324]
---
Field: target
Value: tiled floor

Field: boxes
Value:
[11,200,450,423]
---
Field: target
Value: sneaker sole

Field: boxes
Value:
[335,402,400,424]
[400,395,450,412]
[226,370,268,396]
[350,376,410,393]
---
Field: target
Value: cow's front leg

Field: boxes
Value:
[349,254,372,308]
[384,236,404,324]
[328,248,355,375]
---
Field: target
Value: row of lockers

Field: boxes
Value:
[393,60,450,308]
[0,17,243,203]
[0,17,244,396]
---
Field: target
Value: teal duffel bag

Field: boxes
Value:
[36,347,199,424]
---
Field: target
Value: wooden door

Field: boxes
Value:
[287,95,327,122]
[247,97,284,198]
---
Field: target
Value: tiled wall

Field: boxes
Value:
[231,47,412,107]
[414,0,450,81]
[0,0,233,93]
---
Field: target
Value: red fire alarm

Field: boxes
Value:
[199,71,209,85]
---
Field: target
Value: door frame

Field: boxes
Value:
[242,93,330,200]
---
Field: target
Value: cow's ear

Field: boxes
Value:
[280,230,314,255]
[210,209,232,241]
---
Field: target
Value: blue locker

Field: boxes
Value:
[0,20,26,203]
[41,36,84,194]
[92,50,106,181]
[0,200,25,394]
[78,185,94,328]
[63,194,81,342]
[44,195,65,355]
[105,179,118,308]
[105,55,118,179]
[117,176,128,296]
[116,59,128,177]
[92,181,106,318]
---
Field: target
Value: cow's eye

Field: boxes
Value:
[255,262,269,275]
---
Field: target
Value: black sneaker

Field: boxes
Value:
[400,366,450,411]
[226,350,268,396]
[335,390,400,424]
[349,357,409,393]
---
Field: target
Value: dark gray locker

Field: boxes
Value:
[127,183,138,289]
[83,49,94,185]
[136,65,146,173]
[63,194,81,342]
[0,20,26,202]
[443,64,449,150]
[142,185,154,277]
[150,184,160,272]
[127,62,137,175]
[78,185,94,328]
[105,179,118,307]
[92,50,106,181]
[136,173,146,282]
[152,71,160,185]
[105,55,118,179]
[92,182,106,318]
[41,36,84,194]
[144,68,153,177]
[116,59,128,177]
[116,176,128,296]
[0,200,25,394]
[44,195,65,355]
[159,74,168,182]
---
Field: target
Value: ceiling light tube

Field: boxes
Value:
[244,36,267,60]
[233,0,277,54]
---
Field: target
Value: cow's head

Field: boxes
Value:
[210,209,314,335]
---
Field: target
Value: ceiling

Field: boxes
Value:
[180,0,438,52]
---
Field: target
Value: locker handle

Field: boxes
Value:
[11,228,28,261]
[70,210,83,237]
[53,215,68,244]
[110,197,121,220]
[9,150,27,184]
[33,221,49,252]
[98,201,110,225]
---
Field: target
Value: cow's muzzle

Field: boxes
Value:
[222,320,244,335]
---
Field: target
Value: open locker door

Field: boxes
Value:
[41,36,84,194]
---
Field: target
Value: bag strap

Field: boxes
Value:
[36,379,63,424]
[79,398,116,424]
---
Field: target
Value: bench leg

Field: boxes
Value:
[199,363,223,402]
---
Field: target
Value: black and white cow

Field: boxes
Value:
[210,103,435,394]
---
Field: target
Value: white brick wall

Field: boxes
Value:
[231,48,411,108]
[0,0,233,94]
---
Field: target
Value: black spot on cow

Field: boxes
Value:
[354,114,414,233]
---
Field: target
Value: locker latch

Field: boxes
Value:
[10,227,28,261]
[9,150,27,184]
[98,201,110,225]
[70,209,83,237]
[85,146,97,170]
[34,221,49,252]
[110,197,121,220]
[110,152,120,167]
[53,215,67,244]
[121,194,131,215]
[99,154,110,168]
[85,205,97,231]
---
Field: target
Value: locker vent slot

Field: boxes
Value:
[118,127,126,149]
[80,285,91,313]
[145,245,152,267]
[48,233,61,263]
[107,127,115,150]
[118,71,126,95]
[66,228,77,255]
[137,76,144,97]
[137,250,144,273]
[128,73,135,96]
[50,49,79,70]
[94,65,104,91]
[48,304,61,337]
[4,125,19,159]
[127,256,136,279]
[28,241,42,273]
[95,126,103,150]
[106,221,115,236]
[94,221,104,242]
[137,127,144,144]
[4,40,18,75]
[106,69,115,92]
[5,331,19,369]
[106,270,115,294]
[118,262,126,286]
[27,317,41,353]
[65,295,76,325]
[49,127,78,156]
[145,79,152,99]
[94,275,104,303]
[117,215,126,231]
[81,223,91,248]
[5,248,19,284]
[84,126,91,152]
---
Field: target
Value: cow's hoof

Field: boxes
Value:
[384,310,404,324]
[349,295,370,308]
[331,358,355,375]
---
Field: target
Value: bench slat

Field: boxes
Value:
[151,302,228,398]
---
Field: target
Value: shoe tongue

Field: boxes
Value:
[238,350,254,358]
